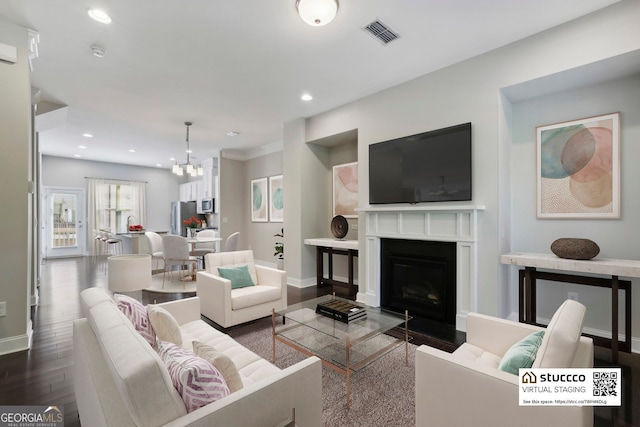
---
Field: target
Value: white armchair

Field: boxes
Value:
[416,299,594,427]
[196,250,287,328]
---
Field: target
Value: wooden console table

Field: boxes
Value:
[304,238,359,299]
[501,252,640,364]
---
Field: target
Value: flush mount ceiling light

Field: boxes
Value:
[87,9,112,24]
[296,0,338,26]
[172,122,204,177]
[301,93,313,101]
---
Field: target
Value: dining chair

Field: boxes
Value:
[161,234,198,288]
[144,231,164,270]
[192,229,217,269]
[225,231,240,252]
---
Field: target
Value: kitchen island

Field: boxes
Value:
[101,229,168,254]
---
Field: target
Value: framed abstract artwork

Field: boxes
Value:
[536,112,620,219]
[269,175,283,222]
[251,177,268,222]
[333,162,358,218]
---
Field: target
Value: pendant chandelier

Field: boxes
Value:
[172,121,203,177]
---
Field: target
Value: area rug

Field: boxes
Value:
[227,317,416,427]
[144,272,198,293]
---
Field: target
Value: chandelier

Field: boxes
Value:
[172,122,203,177]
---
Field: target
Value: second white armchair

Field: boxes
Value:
[196,250,287,328]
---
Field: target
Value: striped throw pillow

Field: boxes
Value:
[114,293,156,346]
[157,341,230,412]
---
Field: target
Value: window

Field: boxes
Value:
[88,179,146,233]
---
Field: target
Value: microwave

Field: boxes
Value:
[198,198,214,214]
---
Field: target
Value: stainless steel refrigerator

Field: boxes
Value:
[170,201,198,236]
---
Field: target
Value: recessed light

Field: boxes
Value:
[91,46,107,58]
[301,93,313,101]
[155,163,162,167]
[82,133,94,138]
[74,154,82,158]
[128,149,136,153]
[78,145,87,149]
[88,9,112,24]
[227,131,240,137]
[169,157,176,161]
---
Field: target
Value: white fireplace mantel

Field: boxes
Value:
[361,204,485,332]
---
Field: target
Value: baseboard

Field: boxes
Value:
[0,320,32,356]
[287,277,317,288]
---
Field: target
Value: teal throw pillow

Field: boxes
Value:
[498,330,545,375]
[217,265,255,289]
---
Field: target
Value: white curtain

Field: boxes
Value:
[87,179,146,236]
[130,181,147,228]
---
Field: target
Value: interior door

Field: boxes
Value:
[43,187,86,258]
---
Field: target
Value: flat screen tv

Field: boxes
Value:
[369,122,472,204]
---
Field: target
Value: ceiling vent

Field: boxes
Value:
[362,19,399,45]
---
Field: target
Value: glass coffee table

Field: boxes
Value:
[271,294,411,408]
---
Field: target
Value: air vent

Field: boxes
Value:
[362,19,400,45]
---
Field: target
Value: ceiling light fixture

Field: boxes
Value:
[87,9,112,24]
[301,93,313,101]
[82,133,94,138]
[227,131,240,137]
[296,0,338,27]
[91,46,106,58]
[172,122,204,177]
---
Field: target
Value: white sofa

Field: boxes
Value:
[196,250,287,328]
[73,287,321,427]
[416,300,594,427]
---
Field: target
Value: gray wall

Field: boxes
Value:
[42,155,182,250]
[509,74,640,335]
[283,0,640,347]
[244,151,284,264]
[0,20,32,353]
[219,156,246,251]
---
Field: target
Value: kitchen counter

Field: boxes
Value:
[101,229,168,254]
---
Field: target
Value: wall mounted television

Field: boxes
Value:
[369,122,472,204]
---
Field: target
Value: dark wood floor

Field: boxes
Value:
[0,257,637,426]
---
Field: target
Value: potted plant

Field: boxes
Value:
[183,215,201,238]
[274,228,284,270]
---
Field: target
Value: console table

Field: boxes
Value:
[501,252,640,364]
[304,238,359,299]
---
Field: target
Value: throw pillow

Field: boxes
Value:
[192,341,244,393]
[498,331,545,375]
[114,293,156,346]
[147,304,183,346]
[217,265,255,289]
[157,341,230,412]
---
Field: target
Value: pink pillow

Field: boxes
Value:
[114,293,156,346]
[157,341,230,412]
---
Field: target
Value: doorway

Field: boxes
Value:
[43,187,86,258]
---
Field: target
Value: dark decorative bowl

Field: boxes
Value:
[331,215,348,239]
[551,238,600,260]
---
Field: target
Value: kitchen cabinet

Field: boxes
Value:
[202,157,214,198]
[179,181,201,202]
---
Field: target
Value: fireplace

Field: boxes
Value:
[362,205,482,332]
[380,239,456,326]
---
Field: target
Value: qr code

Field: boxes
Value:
[593,371,618,397]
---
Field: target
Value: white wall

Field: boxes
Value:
[42,155,182,250]
[284,1,640,329]
[509,74,640,339]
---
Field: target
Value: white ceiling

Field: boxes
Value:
[0,0,620,169]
